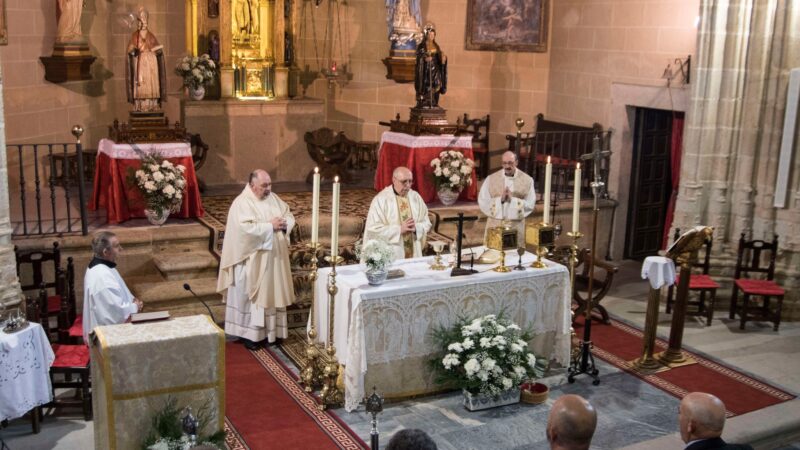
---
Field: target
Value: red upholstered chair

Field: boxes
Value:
[48,286,92,420]
[15,242,63,338]
[729,233,785,331]
[666,228,720,326]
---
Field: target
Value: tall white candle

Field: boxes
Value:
[572,163,581,232]
[331,176,340,256]
[311,167,320,244]
[543,156,552,224]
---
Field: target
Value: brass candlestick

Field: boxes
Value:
[319,254,345,410]
[300,242,324,392]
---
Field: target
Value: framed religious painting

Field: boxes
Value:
[465,0,548,52]
[0,0,7,45]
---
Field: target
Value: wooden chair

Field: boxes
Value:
[666,228,720,326]
[304,128,357,184]
[22,294,44,434]
[554,246,618,324]
[189,133,209,193]
[461,113,490,179]
[15,242,63,338]
[729,233,785,331]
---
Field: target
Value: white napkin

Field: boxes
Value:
[641,256,676,290]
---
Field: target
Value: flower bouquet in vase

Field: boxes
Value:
[128,153,187,226]
[431,314,547,411]
[359,238,396,286]
[430,150,475,206]
[175,53,217,100]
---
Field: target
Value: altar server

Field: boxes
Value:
[477,151,536,244]
[217,169,296,349]
[364,166,432,260]
[83,231,143,342]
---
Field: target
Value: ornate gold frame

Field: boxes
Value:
[465,0,548,52]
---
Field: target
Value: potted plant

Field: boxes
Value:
[128,153,187,226]
[359,238,396,286]
[175,54,217,100]
[430,150,475,206]
[431,314,547,411]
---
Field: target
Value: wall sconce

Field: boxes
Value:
[662,55,691,85]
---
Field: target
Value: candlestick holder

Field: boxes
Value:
[319,253,345,410]
[300,242,324,392]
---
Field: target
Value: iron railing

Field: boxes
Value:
[8,126,89,237]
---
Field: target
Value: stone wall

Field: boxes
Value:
[296,0,551,155]
[0,67,21,308]
[547,0,700,127]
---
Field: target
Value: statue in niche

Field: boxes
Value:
[208,30,220,63]
[126,8,166,112]
[386,0,421,47]
[233,0,259,41]
[208,0,219,18]
[56,0,83,43]
[414,24,447,109]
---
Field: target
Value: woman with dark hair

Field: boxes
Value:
[414,24,447,109]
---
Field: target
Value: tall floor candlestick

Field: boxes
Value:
[300,242,324,391]
[311,167,320,244]
[543,156,552,224]
[331,176,340,255]
[572,163,581,232]
[320,255,345,410]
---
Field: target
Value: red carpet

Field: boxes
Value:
[579,317,795,416]
[224,342,367,450]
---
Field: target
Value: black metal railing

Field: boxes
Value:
[8,126,89,236]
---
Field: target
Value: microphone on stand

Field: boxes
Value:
[183,283,219,324]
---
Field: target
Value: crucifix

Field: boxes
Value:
[568,135,612,386]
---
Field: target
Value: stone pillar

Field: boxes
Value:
[0,67,22,308]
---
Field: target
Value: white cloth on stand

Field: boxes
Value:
[641,256,676,289]
[0,323,55,421]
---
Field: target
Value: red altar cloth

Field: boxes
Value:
[374,132,477,203]
[89,139,205,224]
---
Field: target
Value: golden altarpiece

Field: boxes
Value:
[181,0,324,186]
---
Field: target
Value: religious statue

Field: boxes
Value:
[386,0,421,47]
[414,24,447,109]
[56,0,83,43]
[233,0,259,42]
[208,30,220,63]
[126,8,167,112]
[208,0,220,18]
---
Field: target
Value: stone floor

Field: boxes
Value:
[2,261,799,449]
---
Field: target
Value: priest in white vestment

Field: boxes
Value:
[83,231,143,343]
[364,166,432,260]
[478,151,536,245]
[217,170,296,348]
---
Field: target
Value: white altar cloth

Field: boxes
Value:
[312,249,571,411]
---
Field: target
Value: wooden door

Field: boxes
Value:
[625,108,673,260]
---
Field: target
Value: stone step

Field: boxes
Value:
[152,250,219,281]
[130,277,224,323]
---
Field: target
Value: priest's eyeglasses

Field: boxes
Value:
[394,177,413,185]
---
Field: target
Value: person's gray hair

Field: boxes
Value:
[92,231,117,258]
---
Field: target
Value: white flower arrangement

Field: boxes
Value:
[175,54,217,90]
[430,150,474,192]
[129,153,187,217]
[431,314,546,398]
[359,238,396,272]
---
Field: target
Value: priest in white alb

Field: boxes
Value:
[364,166,432,260]
[217,169,296,349]
[478,151,536,245]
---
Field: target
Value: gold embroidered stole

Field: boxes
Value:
[396,194,414,258]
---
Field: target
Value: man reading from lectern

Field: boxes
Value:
[364,166,432,260]
[83,231,143,343]
[217,170,296,350]
[478,151,536,245]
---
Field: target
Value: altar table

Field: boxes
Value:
[312,250,571,411]
[374,131,478,203]
[0,322,54,422]
[91,315,224,450]
[89,138,205,224]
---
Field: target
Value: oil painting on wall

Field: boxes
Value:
[465,0,548,52]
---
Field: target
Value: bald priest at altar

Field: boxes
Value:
[364,166,432,259]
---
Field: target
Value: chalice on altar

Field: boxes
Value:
[430,241,447,270]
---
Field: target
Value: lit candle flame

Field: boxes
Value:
[314,167,319,174]
[577,163,580,169]
[547,156,551,164]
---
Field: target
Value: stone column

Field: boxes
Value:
[0,67,22,308]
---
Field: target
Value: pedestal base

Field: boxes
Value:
[109,113,188,144]
[627,357,671,374]
[654,350,697,368]
[40,48,96,83]
[382,56,415,83]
